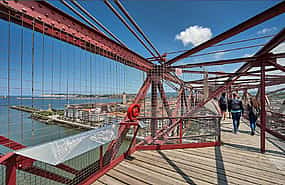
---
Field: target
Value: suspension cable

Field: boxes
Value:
[104,0,158,59]
[166,34,274,55]
[178,44,265,59]
[70,0,126,47]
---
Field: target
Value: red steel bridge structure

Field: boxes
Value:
[0,0,285,184]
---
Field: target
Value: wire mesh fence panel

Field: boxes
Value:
[0,165,6,185]
[0,7,144,184]
[137,116,221,146]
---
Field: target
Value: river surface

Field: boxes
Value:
[0,96,121,153]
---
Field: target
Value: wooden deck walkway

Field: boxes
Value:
[94,119,285,185]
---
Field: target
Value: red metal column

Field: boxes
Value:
[151,78,158,137]
[157,81,172,117]
[260,61,266,153]
[6,155,16,185]
[99,145,103,168]
[179,119,183,144]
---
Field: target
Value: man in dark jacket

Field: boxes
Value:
[228,93,244,134]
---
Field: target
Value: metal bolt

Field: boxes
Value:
[22,8,27,13]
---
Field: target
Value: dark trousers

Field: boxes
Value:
[249,115,257,133]
[231,112,241,133]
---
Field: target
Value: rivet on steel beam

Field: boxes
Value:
[31,6,35,10]
[38,4,42,8]
[22,8,27,13]
[57,19,61,23]
[68,24,71,28]
[38,16,42,20]
[45,13,48,17]
[51,21,55,26]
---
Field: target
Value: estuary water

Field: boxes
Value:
[0,96,121,153]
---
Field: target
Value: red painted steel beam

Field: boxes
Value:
[165,34,275,55]
[267,87,285,95]
[164,72,184,85]
[0,136,26,150]
[136,141,219,151]
[0,0,153,72]
[5,155,16,185]
[231,80,285,91]
[226,27,285,86]
[157,81,172,117]
[166,1,285,65]
[133,76,151,104]
[180,69,283,79]
[268,60,285,72]
[151,77,159,137]
[106,76,151,160]
[260,61,266,153]
[170,53,285,69]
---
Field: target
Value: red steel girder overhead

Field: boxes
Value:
[0,0,153,72]
[166,1,285,66]
[170,53,285,69]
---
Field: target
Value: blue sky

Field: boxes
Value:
[0,0,284,95]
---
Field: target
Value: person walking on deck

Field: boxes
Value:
[219,92,227,120]
[247,97,260,135]
[228,93,244,134]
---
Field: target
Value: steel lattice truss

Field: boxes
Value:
[0,1,285,185]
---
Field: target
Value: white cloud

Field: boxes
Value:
[214,52,225,60]
[272,42,285,54]
[268,42,285,74]
[257,27,277,35]
[242,53,253,58]
[175,25,212,46]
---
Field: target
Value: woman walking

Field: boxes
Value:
[228,93,244,134]
[219,92,227,120]
[247,97,260,135]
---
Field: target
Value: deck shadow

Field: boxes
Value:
[221,128,252,135]
[215,146,228,185]
[223,142,285,156]
[158,150,196,185]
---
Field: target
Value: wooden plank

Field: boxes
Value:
[92,180,105,185]
[162,149,285,181]
[116,161,188,185]
[136,150,285,184]
[96,173,127,185]
[177,149,284,175]
[106,168,149,185]
[178,148,278,169]
[127,156,214,185]
[134,151,272,185]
